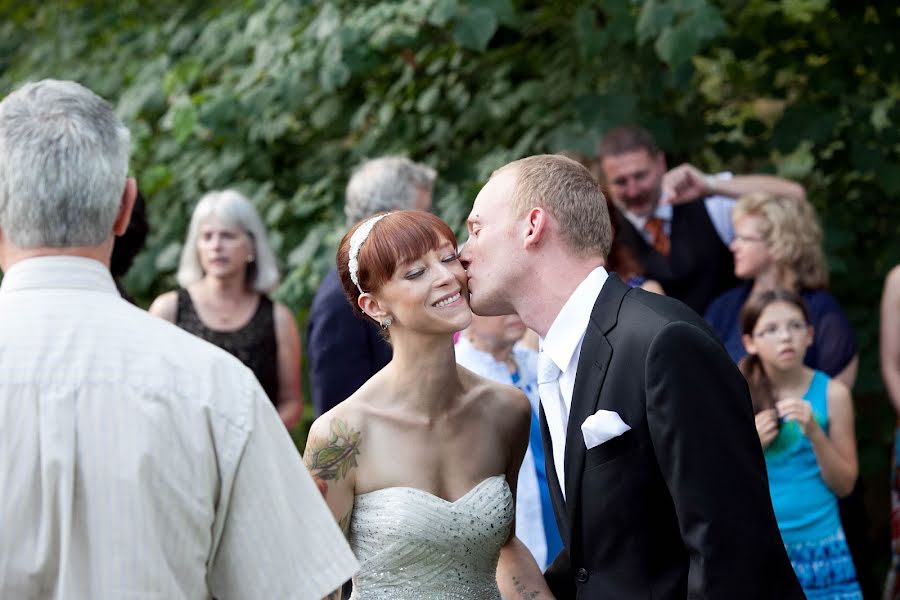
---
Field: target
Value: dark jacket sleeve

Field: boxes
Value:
[543,547,575,599]
[645,320,803,597]
[306,272,391,416]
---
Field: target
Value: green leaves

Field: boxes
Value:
[637,0,727,68]
[170,102,198,144]
[636,0,676,43]
[2,1,895,318]
[774,140,815,180]
[428,0,458,27]
[309,2,340,41]
[781,0,829,24]
[440,0,517,52]
[4,6,899,526]
[452,5,498,51]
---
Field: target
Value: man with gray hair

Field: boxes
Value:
[343,155,436,223]
[0,80,358,599]
[308,156,436,416]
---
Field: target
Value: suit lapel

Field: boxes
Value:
[563,275,628,532]
[539,404,570,549]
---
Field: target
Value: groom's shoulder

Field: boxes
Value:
[616,289,713,337]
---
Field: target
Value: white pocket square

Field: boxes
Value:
[581,410,631,449]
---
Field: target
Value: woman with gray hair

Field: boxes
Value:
[150,190,303,428]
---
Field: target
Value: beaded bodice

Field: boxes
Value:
[348,475,513,599]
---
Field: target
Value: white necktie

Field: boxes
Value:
[537,352,567,499]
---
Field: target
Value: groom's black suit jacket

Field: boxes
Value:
[542,275,804,599]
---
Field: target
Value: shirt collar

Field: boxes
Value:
[540,266,609,374]
[0,256,119,295]
[622,199,672,231]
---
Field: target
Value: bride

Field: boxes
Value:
[304,210,554,599]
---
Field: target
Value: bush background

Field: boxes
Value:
[3,0,899,586]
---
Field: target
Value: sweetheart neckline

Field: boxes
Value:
[354,474,507,504]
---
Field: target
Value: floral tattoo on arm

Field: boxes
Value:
[307,421,359,600]
[305,418,362,498]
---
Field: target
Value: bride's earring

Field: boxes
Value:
[380,316,393,330]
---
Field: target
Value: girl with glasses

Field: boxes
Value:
[740,289,861,599]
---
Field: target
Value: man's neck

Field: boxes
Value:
[615,193,662,222]
[516,256,604,338]
[0,244,112,273]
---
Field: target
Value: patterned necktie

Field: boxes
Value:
[644,216,671,257]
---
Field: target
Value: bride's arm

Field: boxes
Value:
[304,413,361,600]
[496,390,556,599]
[498,537,555,599]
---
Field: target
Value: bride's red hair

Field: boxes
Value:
[337,210,458,318]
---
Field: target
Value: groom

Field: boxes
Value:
[460,154,803,598]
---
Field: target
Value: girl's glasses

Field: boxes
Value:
[753,320,808,339]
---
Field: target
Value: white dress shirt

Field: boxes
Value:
[0,257,358,600]
[623,173,736,247]
[539,267,609,498]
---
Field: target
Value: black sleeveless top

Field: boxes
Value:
[175,288,280,404]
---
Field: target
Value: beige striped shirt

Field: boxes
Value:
[0,256,358,599]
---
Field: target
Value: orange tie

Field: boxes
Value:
[644,217,670,257]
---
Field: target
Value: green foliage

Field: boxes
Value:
[2,0,899,584]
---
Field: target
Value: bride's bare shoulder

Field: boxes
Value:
[458,366,531,429]
[307,383,378,444]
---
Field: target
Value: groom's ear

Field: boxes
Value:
[523,207,549,250]
[358,292,389,322]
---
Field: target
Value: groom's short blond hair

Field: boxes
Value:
[494,154,612,258]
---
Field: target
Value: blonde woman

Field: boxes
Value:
[704,192,858,388]
[149,190,303,428]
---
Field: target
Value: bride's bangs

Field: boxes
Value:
[361,211,458,287]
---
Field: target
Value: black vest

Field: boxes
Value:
[614,201,738,315]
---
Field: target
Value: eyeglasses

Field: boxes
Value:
[753,320,808,339]
[733,234,767,244]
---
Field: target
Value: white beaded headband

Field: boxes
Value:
[348,213,390,293]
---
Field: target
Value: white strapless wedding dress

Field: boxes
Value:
[348,475,513,599]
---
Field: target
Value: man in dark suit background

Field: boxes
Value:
[598,125,805,314]
[460,154,803,598]
[307,156,435,416]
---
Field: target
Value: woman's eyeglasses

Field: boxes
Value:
[733,234,767,244]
